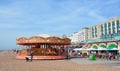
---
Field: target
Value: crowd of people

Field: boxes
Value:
[1,48,119,62]
[70,49,120,60]
[0,49,18,55]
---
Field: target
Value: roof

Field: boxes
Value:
[16,36,71,45]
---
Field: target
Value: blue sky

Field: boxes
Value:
[0,0,120,50]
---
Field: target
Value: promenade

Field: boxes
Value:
[71,57,120,68]
[0,52,120,71]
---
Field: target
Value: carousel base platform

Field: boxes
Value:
[16,55,67,60]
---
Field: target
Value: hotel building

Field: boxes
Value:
[70,16,120,50]
[88,16,120,42]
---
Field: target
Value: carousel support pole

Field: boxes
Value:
[45,44,47,55]
[44,44,46,55]
[39,44,41,56]
[43,44,44,54]
[51,45,53,56]
[29,45,31,54]
[47,45,49,55]
[58,45,61,55]
[41,44,43,55]
[65,45,67,56]
[43,44,45,55]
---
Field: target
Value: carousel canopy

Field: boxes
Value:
[16,35,71,45]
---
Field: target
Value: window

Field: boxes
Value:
[109,30,111,34]
[104,23,107,35]
[101,24,104,35]
[112,21,115,26]
[112,21,115,34]
[117,20,120,33]
[92,27,94,38]
[116,20,120,27]
[92,34,94,38]
[108,22,111,27]
[113,30,115,33]
[108,22,111,34]
[95,26,97,37]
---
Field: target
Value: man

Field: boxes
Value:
[30,51,34,62]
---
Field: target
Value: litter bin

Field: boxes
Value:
[89,54,96,60]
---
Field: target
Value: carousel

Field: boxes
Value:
[16,35,71,59]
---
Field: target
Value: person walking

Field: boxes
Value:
[106,53,109,60]
[108,52,112,60]
[30,51,34,62]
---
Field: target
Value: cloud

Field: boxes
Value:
[88,10,107,21]
[0,23,17,29]
[105,0,120,5]
[0,0,108,32]
[38,7,106,25]
[0,1,24,18]
[36,8,84,24]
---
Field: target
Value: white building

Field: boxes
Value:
[69,28,89,44]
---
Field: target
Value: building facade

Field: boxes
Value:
[69,28,89,44]
[88,16,120,42]
[69,16,120,53]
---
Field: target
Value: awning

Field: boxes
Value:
[86,47,98,50]
[97,47,107,50]
[100,45,106,48]
[92,45,98,49]
[107,44,118,50]
[73,48,87,51]
[73,48,83,51]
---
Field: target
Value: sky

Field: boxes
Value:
[0,0,120,50]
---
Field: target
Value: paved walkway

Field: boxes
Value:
[71,57,120,68]
[0,52,120,71]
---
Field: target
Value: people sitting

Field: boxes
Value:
[25,57,29,62]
